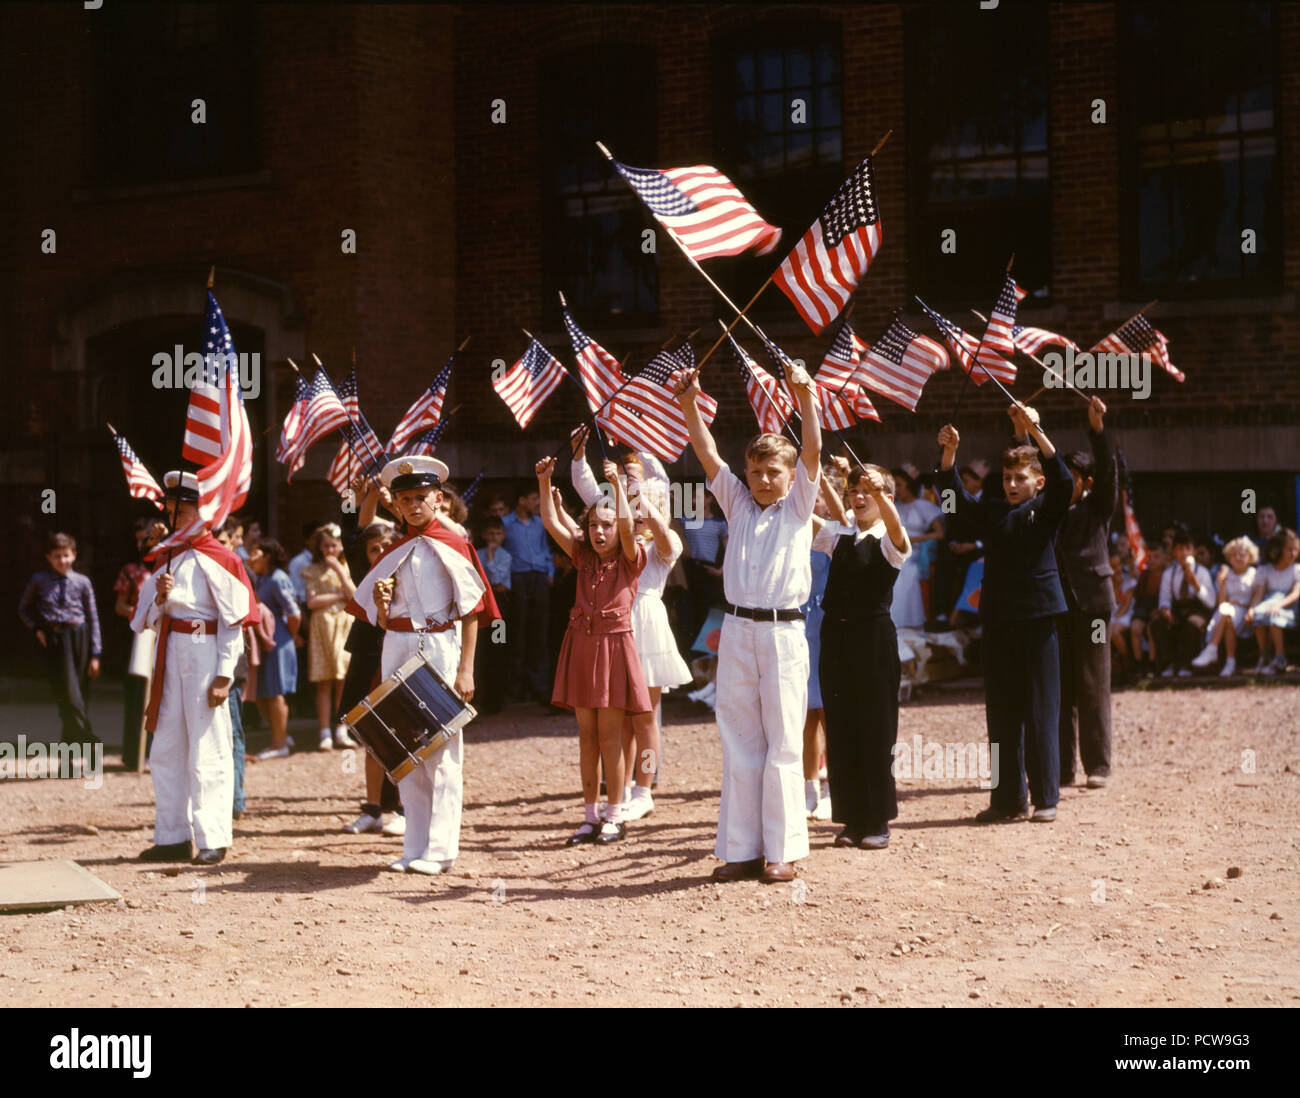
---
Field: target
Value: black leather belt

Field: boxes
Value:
[725,603,804,622]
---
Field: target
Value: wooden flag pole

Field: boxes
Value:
[717,320,802,446]
[206,266,215,290]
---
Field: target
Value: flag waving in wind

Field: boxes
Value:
[563,305,627,433]
[727,331,792,435]
[981,274,1022,363]
[1093,315,1183,382]
[857,313,950,413]
[388,352,455,453]
[110,428,164,508]
[149,292,252,557]
[773,155,883,334]
[818,320,880,424]
[494,337,568,428]
[916,297,1016,386]
[326,369,387,497]
[276,367,349,480]
[404,420,448,458]
[609,158,781,262]
[606,342,717,462]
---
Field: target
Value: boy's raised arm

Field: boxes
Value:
[786,362,822,481]
[671,367,723,482]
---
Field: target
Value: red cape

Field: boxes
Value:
[346,521,502,628]
[151,533,261,626]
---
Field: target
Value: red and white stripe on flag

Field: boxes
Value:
[112,432,165,507]
[605,350,718,463]
[492,339,567,429]
[563,308,627,433]
[858,317,949,413]
[981,274,1021,361]
[772,156,883,334]
[1122,489,1149,573]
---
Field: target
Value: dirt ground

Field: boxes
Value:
[1,683,1297,1008]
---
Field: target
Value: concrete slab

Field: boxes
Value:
[0,859,121,913]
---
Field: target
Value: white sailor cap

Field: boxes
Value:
[162,470,200,502]
[381,456,449,494]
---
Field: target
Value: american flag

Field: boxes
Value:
[857,314,950,413]
[388,352,455,453]
[562,305,627,433]
[404,420,448,458]
[181,294,239,465]
[817,321,880,425]
[274,370,309,468]
[494,337,568,428]
[110,429,164,508]
[1012,324,1079,356]
[982,274,1022,362]
[326,370,387,496]
[610,159,781,262]
[605,342,717,462]
[727,331,792,435]
[772,155,883,334]
[1116,448,1149,572]
[150,292,252,556]
[1093,315,1183,382]
[460,469,484,506]
[276,366,350,479]
[916,297,1016,386]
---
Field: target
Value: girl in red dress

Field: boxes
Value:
[536,456,650,846]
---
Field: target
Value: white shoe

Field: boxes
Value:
[380,813,406,837]
[805,780,820,816]
[818,765,828,782]
[1177,668,1192,678]
[1219,658,1237,677]
[1160,667,1175,679]
[1250,659,1268,675]
[253,744,290,761]
[1190,644,1218,668]
[344,812,382,834]
[333,725,358,748]
[812,796,832,820]
[623,790,654,821]
[407,858,453,876]
[318,730,333,751]
[387,857,411,873]
[1260,661,1278,677]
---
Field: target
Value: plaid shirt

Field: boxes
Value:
[18,568,103,656]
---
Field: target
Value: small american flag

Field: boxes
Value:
[111,429,164,508]
[982,274,1022,362]
[275,371,309,468]
[1093,315,1183,382]
[404,420,448,458]
[181,293,239,465]
[388,352,455,453]
[326,370,387,496]
[727,331,792,435]
[1012,324,1080,356]
[755,326,864,432]
[817,321,880,425]
[857,314,949,413]
[563,306,627,433]
[494,337,567,428]
[606,342,717,462]
[611,159,781,262]
[277,367,350,479]
[460,469,484,506]
[916,297,1016,387]
[773,156,883,334]
[150,292,253,555]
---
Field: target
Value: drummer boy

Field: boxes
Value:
[346,456,500,875]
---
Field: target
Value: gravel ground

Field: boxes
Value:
[1,684,1297,1007]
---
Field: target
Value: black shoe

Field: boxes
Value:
[833,828,860,847]
[192,847,227,866]
[974,804,1029,824]
[232,809,244,821]
[859,825,890,850]
[565,821,599,847]
[595,820,627,845]
[139,841,192,863]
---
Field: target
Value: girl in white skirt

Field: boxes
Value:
[1191,536,1258,676]
[570,431,692,819]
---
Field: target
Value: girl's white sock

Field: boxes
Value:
[584,802,600,824]
[604,802,623,825]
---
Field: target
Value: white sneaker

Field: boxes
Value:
[818,765,828,782]
[805,780,820,816]
[253,744,290,761]
[344,812,382,834]
[381,813,406,837]
[406,858,453,876]
[333,725,358,748]
[1190,644,1218,668]
[1260,660,1278,676]
[1219,658,1237,677]
[1177,668,1192,678]
[623,789,654,821]
[812,796,832,820]
[318,729,333,751]
[387,857,411,873]
[1160,667,1176,678]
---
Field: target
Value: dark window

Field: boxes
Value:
[91,1,259,187]
[712,27,844,316]
[541,47,658,327]
[907,1,1049,302]
[1123,1,1279,295]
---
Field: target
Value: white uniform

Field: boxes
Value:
[706,460,817,864]
[353,534,487,867]
[132,549,247,851]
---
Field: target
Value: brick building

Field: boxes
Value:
[1,1,1296,670]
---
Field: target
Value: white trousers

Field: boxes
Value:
[381,631,464,864]
[150,633,233,850]
[714,616,810,864]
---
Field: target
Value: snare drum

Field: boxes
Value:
[343,651,477,783]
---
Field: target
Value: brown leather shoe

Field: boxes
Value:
[761,861,796,883]
[711,858,764,883]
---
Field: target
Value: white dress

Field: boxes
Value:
[633,531,693,689]
[891,498,942,630]
[1212,566,1257,637]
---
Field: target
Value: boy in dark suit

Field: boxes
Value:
[937,405,1072,823]
[1056,397,1118,789]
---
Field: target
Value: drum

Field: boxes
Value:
[343,651,476,783]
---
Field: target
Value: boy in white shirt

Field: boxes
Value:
[673,359,820,883]
[1152,525,1215,677]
